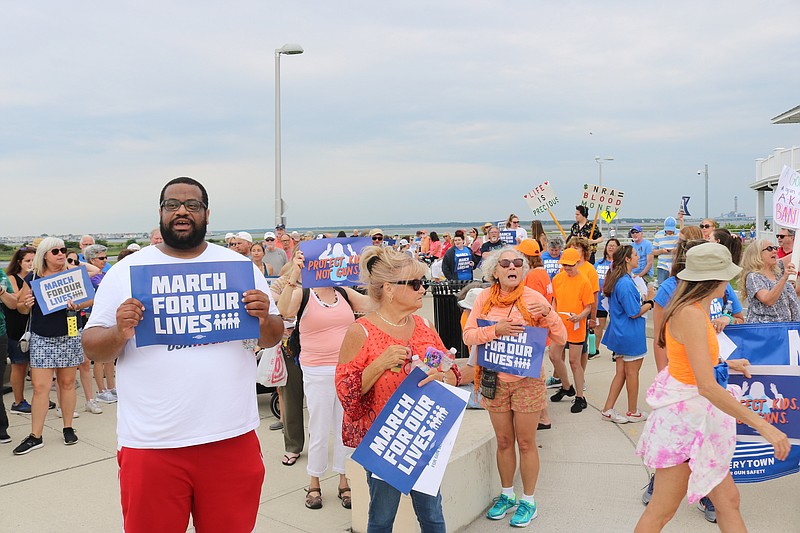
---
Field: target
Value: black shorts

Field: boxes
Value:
[596,310,608,318]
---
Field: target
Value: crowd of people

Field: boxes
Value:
[0,194,794,531]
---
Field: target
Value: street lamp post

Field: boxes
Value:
[697,164,709,218]
[594,156,614,232]
[274,43,304,228]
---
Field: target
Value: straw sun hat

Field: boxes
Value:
[677,242,741,282]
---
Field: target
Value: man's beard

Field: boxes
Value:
[160,216,207,250]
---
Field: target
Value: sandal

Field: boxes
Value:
[305,487,322,509]
[338,486,352,509]
[537,422,552,430]
[281,453,299,466]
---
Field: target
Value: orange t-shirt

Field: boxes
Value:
[577,261,600,293]
[552,271,595,343]
[666,312,719,385]
[525,268,553,303]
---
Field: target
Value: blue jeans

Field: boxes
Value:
[657,268,670,287]
[365,470,446,533]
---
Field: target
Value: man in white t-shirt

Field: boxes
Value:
[82,177,283,533]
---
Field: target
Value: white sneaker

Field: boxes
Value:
[55,407,80,419]
[601,409,628,424]
[626,410,648,422]
[96,390,117,403]
[110,388,118,401]
[84,399,103,414]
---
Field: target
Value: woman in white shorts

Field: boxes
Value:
[599,245,656,424]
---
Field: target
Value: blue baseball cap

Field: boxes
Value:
[664,217,677,232]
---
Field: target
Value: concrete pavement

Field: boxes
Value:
[2,295,798,532]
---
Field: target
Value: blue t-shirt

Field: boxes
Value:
[601,274,647,356]
[453,247,473,281]
[594,258,612,312]
[541,251,561,280]
[654,276,742,320]
[632,239,654,276]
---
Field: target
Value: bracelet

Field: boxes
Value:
[449,364,462,387]
[723,312,734,325]
[644,300,654,309]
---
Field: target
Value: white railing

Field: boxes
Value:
[755,146,800,183]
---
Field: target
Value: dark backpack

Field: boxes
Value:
[285,287,351,358]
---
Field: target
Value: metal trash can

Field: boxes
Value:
[429,280,473,357]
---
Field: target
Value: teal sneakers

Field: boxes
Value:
[510,500,538,527]
[487,493,517,520]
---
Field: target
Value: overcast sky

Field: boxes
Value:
[2,1,799,236]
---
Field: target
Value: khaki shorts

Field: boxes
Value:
[481,377,546,413]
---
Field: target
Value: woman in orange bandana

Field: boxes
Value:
[463,246,567,527]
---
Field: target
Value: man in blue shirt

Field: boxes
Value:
[653,217,679,286]
[629,225,654,282]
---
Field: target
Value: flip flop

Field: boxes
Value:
[282,453,299,466]
[537,423,552,430]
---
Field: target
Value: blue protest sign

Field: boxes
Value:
[299,237,370,288]
[499,230,516,245]
[351,367,467,494]
[31,266,95,315]
[723,324,800,483]
[475,319,547,377]
[130,261,259,347]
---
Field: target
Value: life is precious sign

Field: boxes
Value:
[351,367,467,494]
[581,183,624,218]
[523,181,559,216]
[476,319,548,377]
[130,261,260,347]
[30,266,95,315]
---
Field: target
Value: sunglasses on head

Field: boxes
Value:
[50,247,68,256]
[762,246,778,252]
[498,258,524,268]
[393,279,424,291]
[700,224,713,229]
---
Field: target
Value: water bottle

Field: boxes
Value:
[587,329,596,355]
[411,354,429,372]
[440,348,457,372]
[66,309,79,338]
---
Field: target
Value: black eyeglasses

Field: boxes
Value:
[50,248,67,256]
[776,234,789,239]
[67,258,78,265]
[762,246,778,252]
[699,224,713,229]
[160,199,206,212]
[393,279,424,291]
[498,258,524,268]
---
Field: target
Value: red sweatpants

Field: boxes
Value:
[118,430,265,533]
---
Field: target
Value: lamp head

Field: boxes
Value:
[277,43,304,55]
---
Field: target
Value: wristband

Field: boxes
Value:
[723,313,734,325]
[449,364,462,387]
[644,300,654,309]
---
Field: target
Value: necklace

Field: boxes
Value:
[375,310,409,328]
[312,288,338,308]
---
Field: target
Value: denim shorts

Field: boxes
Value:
[7,337,30,364]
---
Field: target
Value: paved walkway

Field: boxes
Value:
[2,296,797,532]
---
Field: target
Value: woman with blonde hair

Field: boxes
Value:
[699,218,717,241]
[14,237,86,454]
[739,238,800,323]
[337,246,457,531]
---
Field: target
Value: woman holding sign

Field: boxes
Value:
[337,246,459,532]
[463,247,567,528]
[635,243,790,532]
[13,238,86,455]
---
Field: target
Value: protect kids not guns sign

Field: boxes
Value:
[130,261,260,347]
[476,319,547,378]
[30,266,95,315]
[351,368,467,494]
[299,237,370,288]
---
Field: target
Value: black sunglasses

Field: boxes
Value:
[700,224,713,229]
[776,234,789,239]
[630,229,641,234]
[393,279,424,291]
[97,256,108,261]
[498,258,524,268]
[762,246,778,252]
[372,236,384,241]
[67,258,79,265]
[50,248,68,256]
[264,238,275,242]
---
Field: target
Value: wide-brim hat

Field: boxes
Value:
[678,242,742,282]
[458,288,485,310]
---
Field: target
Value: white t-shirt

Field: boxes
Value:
[514,227,529,242]
[85,243,278,449]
